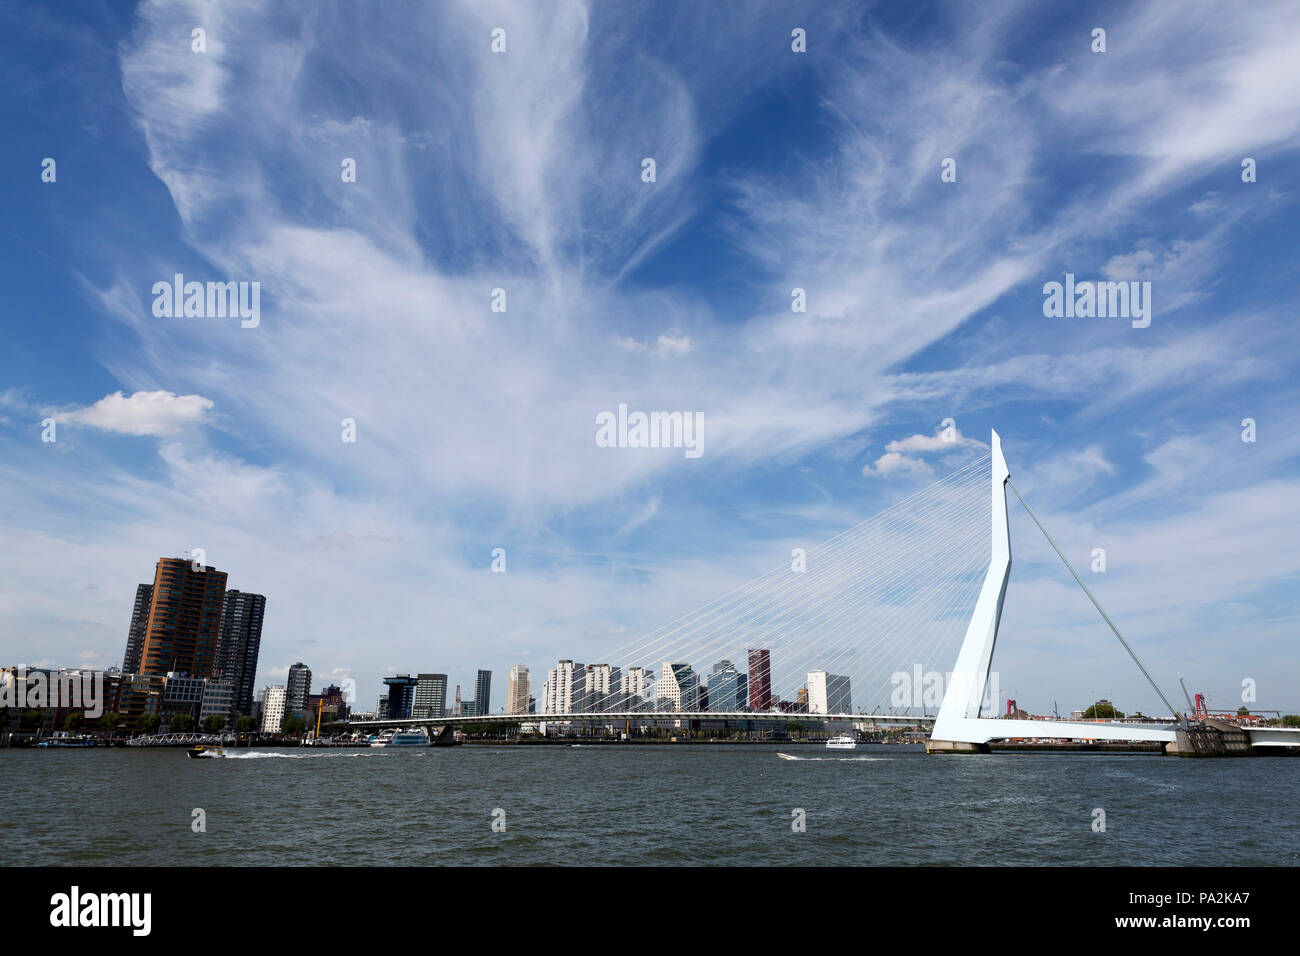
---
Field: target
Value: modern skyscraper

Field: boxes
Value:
[708,660,747,712]
[747,649,773,712]
[216,590,266,717]
[413,674,448,719]
[138,558,228,679]
[807,671,852,715]
[286,662,312,713]
[383,675,418,719]
[122,583,153,674]
[507,665,530,715]
[474,669,492,715]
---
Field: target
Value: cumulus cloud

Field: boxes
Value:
[864,450,934,478]
[55,390,213,437]
[863,426,987,477]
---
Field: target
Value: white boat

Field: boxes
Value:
[369,728,430,748]
[826,734,857,750]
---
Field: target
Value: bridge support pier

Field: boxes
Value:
[1164,719,1251,757]
[925,739,990,754]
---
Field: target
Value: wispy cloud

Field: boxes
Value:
[2,0,1298,714]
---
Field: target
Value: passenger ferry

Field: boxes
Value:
[826,734,857,750]
[369,728,430,748]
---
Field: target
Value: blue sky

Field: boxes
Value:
[2,0,1299,718]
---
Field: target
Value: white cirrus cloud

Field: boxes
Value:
[617,334,693,357]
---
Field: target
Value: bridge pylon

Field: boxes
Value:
[927,430,1178,752]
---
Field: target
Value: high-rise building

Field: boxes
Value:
[138,558,228,678]
[474,669,492,715]
[544,660,585,714]
[122,583,153,674]
[216,590,265,717]
[261,685,287,733]
[620,666,654,711]
[807,671,852,715]
[659,662,699,712]
[413,674,448,719]
[583,664,622,712]
[383,675,418,719]
[747,649,773,712]
[507,665,530,715]
[707,660,747,712]
[286,662,312,713]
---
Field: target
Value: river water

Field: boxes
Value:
[3,745,1295,866]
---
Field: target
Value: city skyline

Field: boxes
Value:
[11,533,1299,722]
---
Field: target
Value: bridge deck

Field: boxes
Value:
[338,711,934,730]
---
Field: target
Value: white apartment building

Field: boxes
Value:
[583,663,622,712]
[261,685,287,733]
[620,665,654,710]
[543,660,586,714]
[807,670,853,715]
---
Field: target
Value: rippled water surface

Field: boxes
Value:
[3,745,1296,866]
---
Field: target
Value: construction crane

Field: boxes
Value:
[1178,675,1210,721]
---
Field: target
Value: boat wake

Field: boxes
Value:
[777,752,889,762]
[218,751,377,759]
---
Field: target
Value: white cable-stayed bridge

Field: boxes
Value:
[343,431,1299,753]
